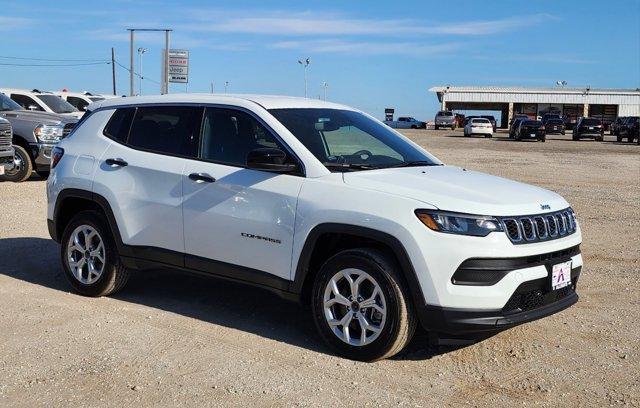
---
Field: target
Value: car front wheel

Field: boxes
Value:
[1,145,32,183]
[311,248,416,361]
[60,211,130,297]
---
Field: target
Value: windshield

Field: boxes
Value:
[0,93,23,111]
[269,108,440,171]
[37,94,78,113]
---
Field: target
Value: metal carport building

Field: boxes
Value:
[429,86,640,129]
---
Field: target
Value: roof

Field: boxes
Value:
[429,86,640,95]
[0,88,54,95]
[92,93,354,111]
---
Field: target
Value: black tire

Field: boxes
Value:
[36,170,50,179]
[434,125,439,130]
[1,145,32,183]
[484,134,492,138]
[311,248,416,362]
[617,135,623,142]
[540,137,546,142]
[410,125,417,129]
[573,134,579,141]
[60,210,130,297]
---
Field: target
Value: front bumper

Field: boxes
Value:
[419,265,580,335]
[0,148,14,172]
[29,142,58,171]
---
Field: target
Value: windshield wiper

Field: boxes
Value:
[323,162,377,171]
[389,161,442,168]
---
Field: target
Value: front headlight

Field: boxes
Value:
[34,124,64,143]
[415,210,503,237]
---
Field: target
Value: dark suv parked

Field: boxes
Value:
[544,118,565,135]
[515,120,545,142]
[617,116,639,143]
[610,117,627,137]
[573,117,604,141]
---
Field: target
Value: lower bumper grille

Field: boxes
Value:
[502,266,580,313]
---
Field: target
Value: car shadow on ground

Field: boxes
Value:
[0,237,467,361]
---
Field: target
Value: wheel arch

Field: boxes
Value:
[290,223,425,309]
[52,189,125,254]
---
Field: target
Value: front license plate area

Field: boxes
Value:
[551,260,572,290]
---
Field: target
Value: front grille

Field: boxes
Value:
[501,208,577,244]
[62,123,75,138]
[0,123,12,148]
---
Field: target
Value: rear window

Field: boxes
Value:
[547,119,564,125]
[127,106,202,157]
[582,119,601,125]
[471,118,490,124]
[523,120,542,126]
[437,111,453,116]
[103,108,135,143]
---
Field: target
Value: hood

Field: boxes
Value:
[60,111,84,120]
[343,165,569,216]
[0,109,78,124]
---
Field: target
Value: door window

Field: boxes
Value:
[200,108,287,167]
[11,94,43,111]
[127,106,202,157]
[67,96,89,111]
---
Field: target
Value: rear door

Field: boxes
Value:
[182,107,304,281]
[92,105,203,260]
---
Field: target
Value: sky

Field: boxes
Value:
[1,0,639,120]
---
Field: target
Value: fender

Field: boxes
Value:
[289,223,427,307]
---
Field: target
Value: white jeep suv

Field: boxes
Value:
[47,94,583,361]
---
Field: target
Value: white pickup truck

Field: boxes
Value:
[384,116,425,129]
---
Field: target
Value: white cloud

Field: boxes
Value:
[0,16,35,31]
[183,11,557,37]
[270,39,463,56]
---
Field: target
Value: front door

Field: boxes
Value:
[182,107,304,281]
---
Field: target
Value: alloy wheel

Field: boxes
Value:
[66,225,106,285]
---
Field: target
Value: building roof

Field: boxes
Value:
[429,86,640,95]
[92,93,353,111]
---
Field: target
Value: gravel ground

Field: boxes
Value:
[0,130,638,407]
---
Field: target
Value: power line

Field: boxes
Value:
[113,60,160,85]
[0,61,110,67]
[0,55,109,62]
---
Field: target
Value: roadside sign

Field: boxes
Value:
[168,49,189,83]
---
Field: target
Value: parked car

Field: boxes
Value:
[509,114,529,127]
[454,113,466,128]
[618,116,639,143]
[544,118,566,135]
[384,116,425,129]
[463,118,493,138]
[515,120,546,142]
[0,88,82,119]
[47,94,583,361]
[509,117,527,138]
[573,117,604,141]
[463,115,480,126]
[0,118,15,177]
[55,91,105,112]
[434,110,456,130]
[480,115,497,132]
[0,92,77,182]
[610,117,627,137]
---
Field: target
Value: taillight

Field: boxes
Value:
[51,147,64,169]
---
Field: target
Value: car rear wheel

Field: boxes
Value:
[60,211,130,297]
[1,145,32,183]
[311,248,416,361]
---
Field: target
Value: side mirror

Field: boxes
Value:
[27,104,39,111]
[246,148,299,173]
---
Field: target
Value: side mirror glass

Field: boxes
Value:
[246,148,299,173]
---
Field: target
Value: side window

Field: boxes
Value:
[200,108,285,166]
[11,94,43,111]
[103,108,135,143]
[67,96,89,111]
[128,106,202,157]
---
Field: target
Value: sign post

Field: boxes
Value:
[168,49,189,84]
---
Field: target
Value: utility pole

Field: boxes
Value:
[224,81,229,93]
[210,82,214,93]
[111,48,116,96]
[129,30,134,96]
[137,47,147,96]
[298,58,311,98]
[321,81,328,101]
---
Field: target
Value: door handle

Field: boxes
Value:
[188,173,216,183]
[105,158,128,167]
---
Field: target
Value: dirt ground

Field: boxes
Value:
[0,130,638,407]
